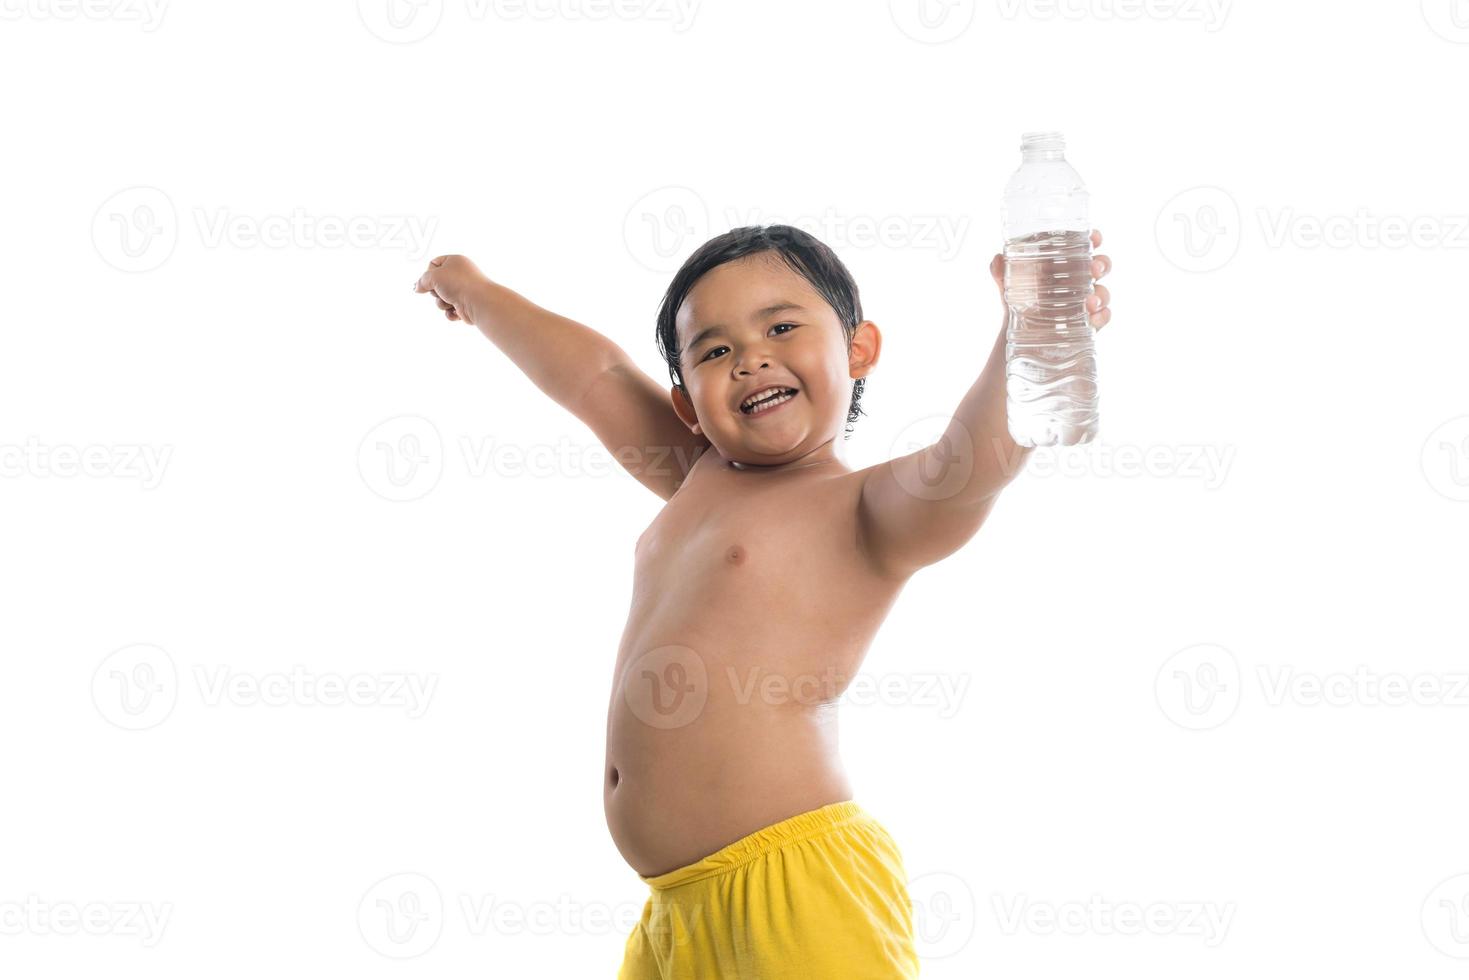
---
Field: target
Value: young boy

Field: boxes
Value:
[414,224,1113,978]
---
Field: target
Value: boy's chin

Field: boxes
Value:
[714,430,811,465]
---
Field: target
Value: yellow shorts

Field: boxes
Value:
[617,800,920,979]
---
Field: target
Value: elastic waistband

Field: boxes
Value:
[640,800,869,891]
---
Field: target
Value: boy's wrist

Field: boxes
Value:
[465,278,514,327]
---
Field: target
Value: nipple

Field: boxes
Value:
[726,545,745,565]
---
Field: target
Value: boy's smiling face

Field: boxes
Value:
[670,252,880,468]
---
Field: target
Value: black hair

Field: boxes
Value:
[654,224,867,439]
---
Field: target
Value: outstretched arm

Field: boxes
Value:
[415,255,709,500]
[855,230,1113,579]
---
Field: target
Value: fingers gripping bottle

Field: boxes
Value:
[1001,131,1099,447]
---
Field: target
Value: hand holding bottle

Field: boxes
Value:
[989,229,1112,331]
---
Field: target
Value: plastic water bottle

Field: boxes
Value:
[1001,131,1099,447]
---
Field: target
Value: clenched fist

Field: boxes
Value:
[414,254,494,325]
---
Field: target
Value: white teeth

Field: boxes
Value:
[745,390,794,415]
[741,387,794,411]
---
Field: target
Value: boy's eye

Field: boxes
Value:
[699,324,798,362]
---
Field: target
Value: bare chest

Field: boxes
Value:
[624,461,898,665]
[636,467,842,587]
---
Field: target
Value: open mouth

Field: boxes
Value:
[739,386,799,416]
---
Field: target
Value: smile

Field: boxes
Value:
[740,387,798,416]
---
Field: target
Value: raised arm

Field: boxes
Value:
[415,255,709,500]
[855,236,1112,579]
[855,322,1019,579]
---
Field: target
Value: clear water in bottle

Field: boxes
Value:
[1001,132,1099,447]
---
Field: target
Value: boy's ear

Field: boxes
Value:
[849,320,882,380]
[671,384,702,434]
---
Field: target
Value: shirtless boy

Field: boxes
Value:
[414,224,1114,978]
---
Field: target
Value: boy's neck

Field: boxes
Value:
[725,438,844,473]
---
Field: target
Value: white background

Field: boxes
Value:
[3,0,1468,977]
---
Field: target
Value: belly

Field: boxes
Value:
[605,482,901,878]
[603,638,854,878]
